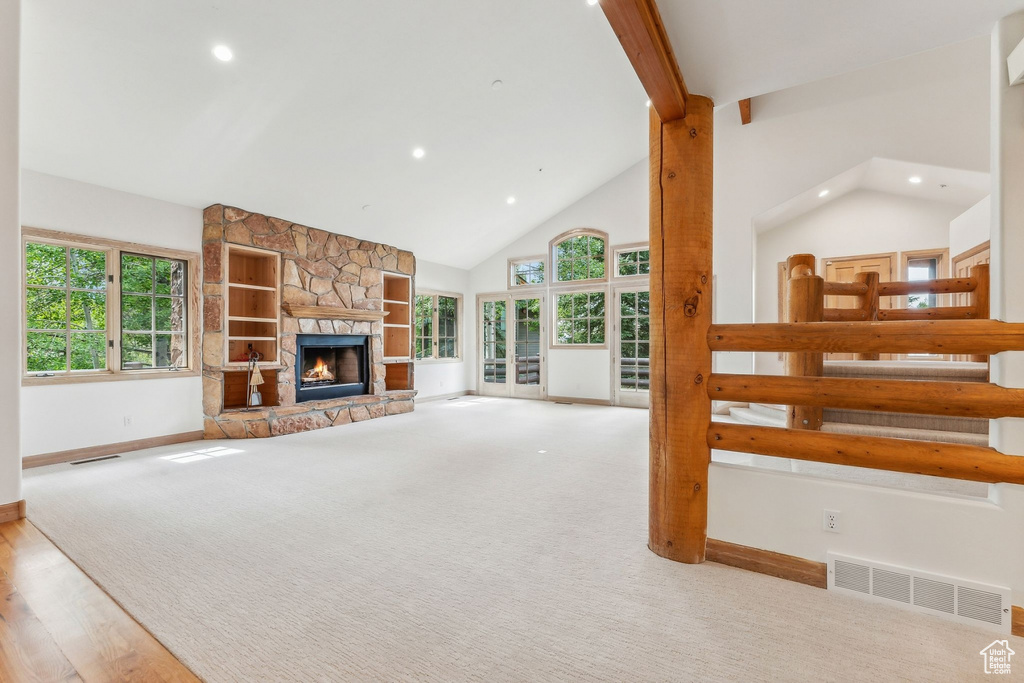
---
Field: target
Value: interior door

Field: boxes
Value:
[613,287,650,408]
[510,296,545,399]
[952,242,990,361]
[479,296,509,396]
[823,253,895,360]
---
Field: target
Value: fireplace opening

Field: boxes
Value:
[295,334,370,402]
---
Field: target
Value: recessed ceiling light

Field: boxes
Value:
[491,79,504,91]
[212,45,233,62]
[412,148,425,159]
[818,189,830,198]
[507,196,516,205]
[362,204,371,211]
[587,0,599,5]
[645,99,652,108]
[909,176,922,184]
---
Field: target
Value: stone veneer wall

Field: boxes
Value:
[201,204,416,438]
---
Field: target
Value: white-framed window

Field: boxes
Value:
[615,246,651,277]
[553,290,606,346]
[414,291,462,360]
[551,229,608,284]
[23,228,199,383]
[509,256,545,288]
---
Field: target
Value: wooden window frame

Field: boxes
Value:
[508,255,547,289]
[413,289,463,363]
[22,226,200,385]
[549,228,609,288]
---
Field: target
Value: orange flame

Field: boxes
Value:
[304,356,335,382]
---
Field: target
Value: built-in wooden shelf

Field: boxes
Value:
[281,304,390,321]
[382,272,413,390]
[223,370,280,410]
[225,245,281,367]
[228,282,277,292]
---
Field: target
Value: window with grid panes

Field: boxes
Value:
[24,235,194,378]
[554,291,605,345]
[618,291,650,392]
[554,233,606,282]
[616,248,650,277]
[414,293,461,360]
[120,253,188,369]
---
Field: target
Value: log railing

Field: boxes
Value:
[779,254,992,428]
[705,317,1024,486]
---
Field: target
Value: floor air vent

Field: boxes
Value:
[828,553,1010,633]
[69,454,122,466]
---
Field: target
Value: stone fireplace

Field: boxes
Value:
[201,204,417,439]
[296,334,370,402]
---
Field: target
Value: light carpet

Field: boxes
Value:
[24,398,1017,681]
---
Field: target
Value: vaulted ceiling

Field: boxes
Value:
[21,0,648,267]
[657,0,1024,105]
[21,1,1024,269]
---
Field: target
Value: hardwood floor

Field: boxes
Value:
[0,519,198,682]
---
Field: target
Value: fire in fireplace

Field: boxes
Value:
[295,334,370,402]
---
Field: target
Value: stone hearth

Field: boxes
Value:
[201,204,416,439]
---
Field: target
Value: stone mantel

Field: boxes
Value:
[281,304,391,321]
[201,204,416,439]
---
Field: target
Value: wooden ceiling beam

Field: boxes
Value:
[600,0,689,121]
[739,98,751,125]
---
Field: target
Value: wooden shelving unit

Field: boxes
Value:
[225,245,281,366]
[382,272,414,390]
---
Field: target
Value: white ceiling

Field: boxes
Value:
[20,0,648,268]
[657,0,1024,105]
[754,158,990,233]
[21,1,1024,269]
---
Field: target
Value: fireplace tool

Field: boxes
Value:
[247,350,264,408]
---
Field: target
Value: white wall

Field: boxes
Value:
[714,36,990,375]
[20,171,204,456]
[710,33,1024,605]
[0,0,22,505]
[988,12,1024,608]
[754,190,965,373]
[949,195,991,259]
[468,159,648,402]
[414,259,473,399]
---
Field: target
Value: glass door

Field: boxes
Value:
[479,297,508,396]
[511,296,544,399]
[614,288,650,408]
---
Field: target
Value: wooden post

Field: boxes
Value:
[785,273,824,429]
[970,263,990,363]
[855,271,880,361]
[649,96,713,565]
[787,253,815,279]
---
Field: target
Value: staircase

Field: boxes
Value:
[723,360,991,497]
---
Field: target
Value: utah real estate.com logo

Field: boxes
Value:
[980,640,1015,675]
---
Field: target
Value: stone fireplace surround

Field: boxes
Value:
[201,204,416,439]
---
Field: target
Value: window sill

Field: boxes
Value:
[22,368,200,387]
[549,278,609,289]
[549,344,609,351]
[414,358,463,365]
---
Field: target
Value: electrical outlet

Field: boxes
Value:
[823,509,841,533]
[123,416,133,427]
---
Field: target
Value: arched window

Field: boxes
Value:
[551,229,607,283]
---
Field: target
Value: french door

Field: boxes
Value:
[478,294,545,399]
[613,287,650,408]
